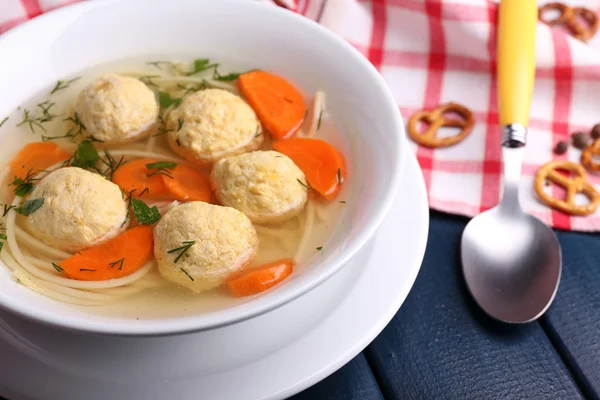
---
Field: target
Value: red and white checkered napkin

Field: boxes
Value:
[4,0,600,231]
[330,0,600,232]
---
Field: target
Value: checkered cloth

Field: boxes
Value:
[3,0,600,231]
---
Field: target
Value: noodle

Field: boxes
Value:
[0,67,333,308]
[293,201,316,262]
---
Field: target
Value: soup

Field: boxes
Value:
[0,58,348,318]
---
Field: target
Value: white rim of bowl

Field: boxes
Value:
[0,0,406,336]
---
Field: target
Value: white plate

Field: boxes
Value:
[0,150,428,400]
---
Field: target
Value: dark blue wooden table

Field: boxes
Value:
[292,211,600,400]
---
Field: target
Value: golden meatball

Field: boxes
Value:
[23,167,129,252]
[166,89,263,165]
[74,74,158,143]
[153,202,259,292]
[211,151,307,224]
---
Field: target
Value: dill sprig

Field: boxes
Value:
[317,110,324,130]
[180,267,195,281]
[36,101,59,123]
[52,263,63,273]
[297,179,311,190]
[0,117,8,129]
[146,161,176,179]
[17,108,45,134]
[109,258,125,271]
[50,77,80,94]
[99,151,126,180]
[42,112,86,142]
[167,240,196,263]
[3,204,15,217]
[122,189,137,227]
[139,75,161,89]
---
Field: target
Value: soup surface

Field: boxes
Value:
[0,58,349,318]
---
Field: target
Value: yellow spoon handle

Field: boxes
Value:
[497,0,537,128]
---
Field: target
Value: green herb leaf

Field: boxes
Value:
[15,198,44,216]
[316,246,323,251]
[168,240,196,263]
[79,268,97,272]
[109,258,125,271]
[71,140,99,169]
[177,118,184,131]
[132,198,161,225]
[52,263,63,273]
[317,110,323,130]
[99,151,126,180]
[9,170,39,197]
[186,59,219,76]
[146,161,176,170]
[157,92,182,109]
[3,204,15,217]
[0,117,8,129]
[180,267,195,281]
[213,69,241,81]
[254,126,261,137]
[297,179,311,190]
[50,77,80,94]
[339,200,346,204]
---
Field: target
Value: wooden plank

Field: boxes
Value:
[541,230,600,399]
[365,212,583,399]
[291,353,383,400]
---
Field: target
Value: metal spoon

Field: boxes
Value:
[460,0,561,323]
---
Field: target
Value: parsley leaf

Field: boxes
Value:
[71,140,99,169]
[132,198,161,225]
[15,198,44,216]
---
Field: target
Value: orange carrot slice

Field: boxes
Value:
[238,70,305,139]
[162,164,211,202]
[58,226,154,281]
[9,142,71,180]
[272,138,346,200]
[227,259,294,297]
[112,158,170,199]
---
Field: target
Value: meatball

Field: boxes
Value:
[165,89,263,165]
[23,167,129,252]
[74,74,158,144]
[154,202,259,292]
[211,151,307,224]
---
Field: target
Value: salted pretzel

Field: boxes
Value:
[535,160,600,216]
[581,139,600,171]
[539,3,599,41]
[407,102,474,148]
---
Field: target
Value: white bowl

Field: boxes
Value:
[0,0,405,336]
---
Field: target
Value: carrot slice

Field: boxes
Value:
[272,138,346,200]
[112,158,170,199]
[238,70,305,139]
[9,142,71,180]
[162,164,211,202]
[227,259,294,297]
[58,226,154,281]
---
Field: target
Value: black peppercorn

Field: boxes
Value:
[572,131,590,149]
[592,124,600,139]
[554,141,568,155]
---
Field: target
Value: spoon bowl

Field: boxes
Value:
[461,205,561,323]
